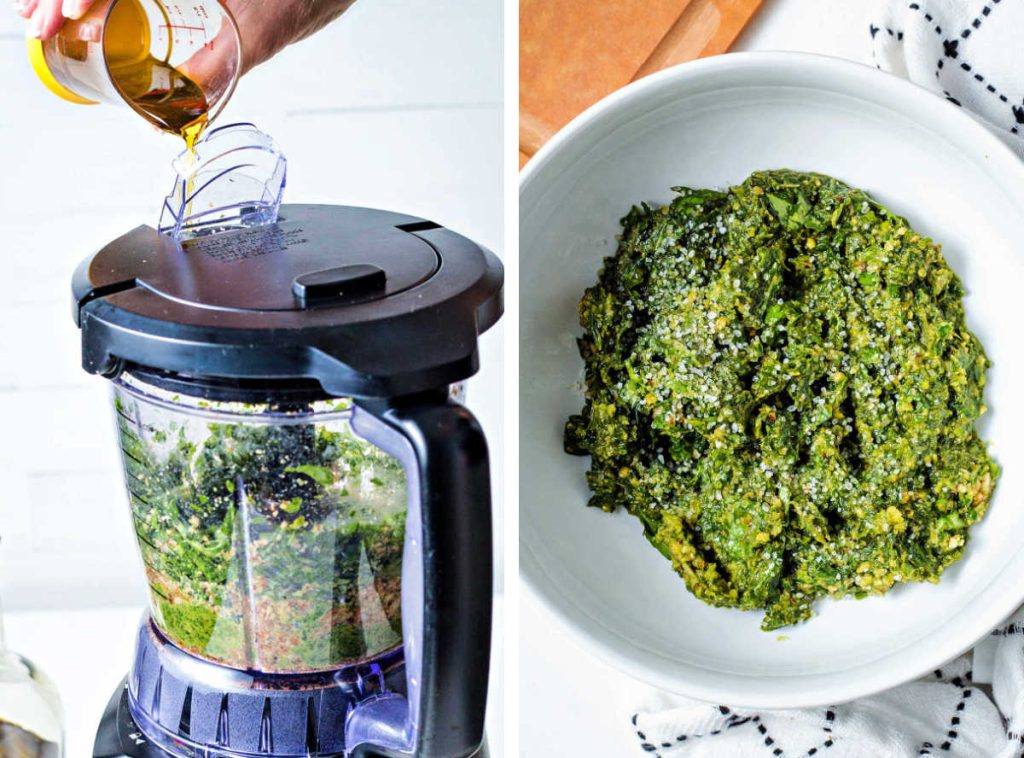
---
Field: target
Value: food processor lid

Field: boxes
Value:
[73,204,503,398]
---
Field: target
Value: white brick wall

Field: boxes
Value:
[0,0,504,610]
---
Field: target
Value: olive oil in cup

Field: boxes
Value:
[26,0,240,150]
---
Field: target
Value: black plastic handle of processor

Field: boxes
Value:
[348,392,493,758]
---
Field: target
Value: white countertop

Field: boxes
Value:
[6,601,504,758]
[519,2,877,755]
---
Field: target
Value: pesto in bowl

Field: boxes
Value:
[565,170,998,630]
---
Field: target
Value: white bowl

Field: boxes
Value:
[520,52,1024,708]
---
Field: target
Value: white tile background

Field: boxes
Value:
[0,0,504,611]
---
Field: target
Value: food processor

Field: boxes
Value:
[75,126,503,757]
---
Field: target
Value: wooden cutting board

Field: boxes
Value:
[520,0,764,165]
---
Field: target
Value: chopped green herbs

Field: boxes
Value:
[117,394,406,671]
[565,170,998,630]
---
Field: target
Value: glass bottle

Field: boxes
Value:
[0,599,64,757]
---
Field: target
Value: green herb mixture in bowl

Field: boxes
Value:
[115,381,406,673]
[565,170,998,630]
[521,51,1024,708]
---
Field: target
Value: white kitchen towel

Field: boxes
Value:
[869,0,1024,153]
[631,610,1024,757]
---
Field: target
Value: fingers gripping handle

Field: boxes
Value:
[348,395,493,758]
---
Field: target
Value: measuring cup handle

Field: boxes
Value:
[350,393,493,758]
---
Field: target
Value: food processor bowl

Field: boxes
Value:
[112,372,407,674]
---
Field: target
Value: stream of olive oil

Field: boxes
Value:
[103,0,209,151]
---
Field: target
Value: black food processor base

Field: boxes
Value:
[96,618,417,757]
[93,677,491,758]
[93,619,487,758]
[94,680,158,758]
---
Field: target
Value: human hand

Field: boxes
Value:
[224,0,356,75]
[17,0,355,74]
[16,0,95,39]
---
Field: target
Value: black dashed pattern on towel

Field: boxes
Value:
[870,0,1023,138]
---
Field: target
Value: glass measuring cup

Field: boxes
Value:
[27,0,241,144]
